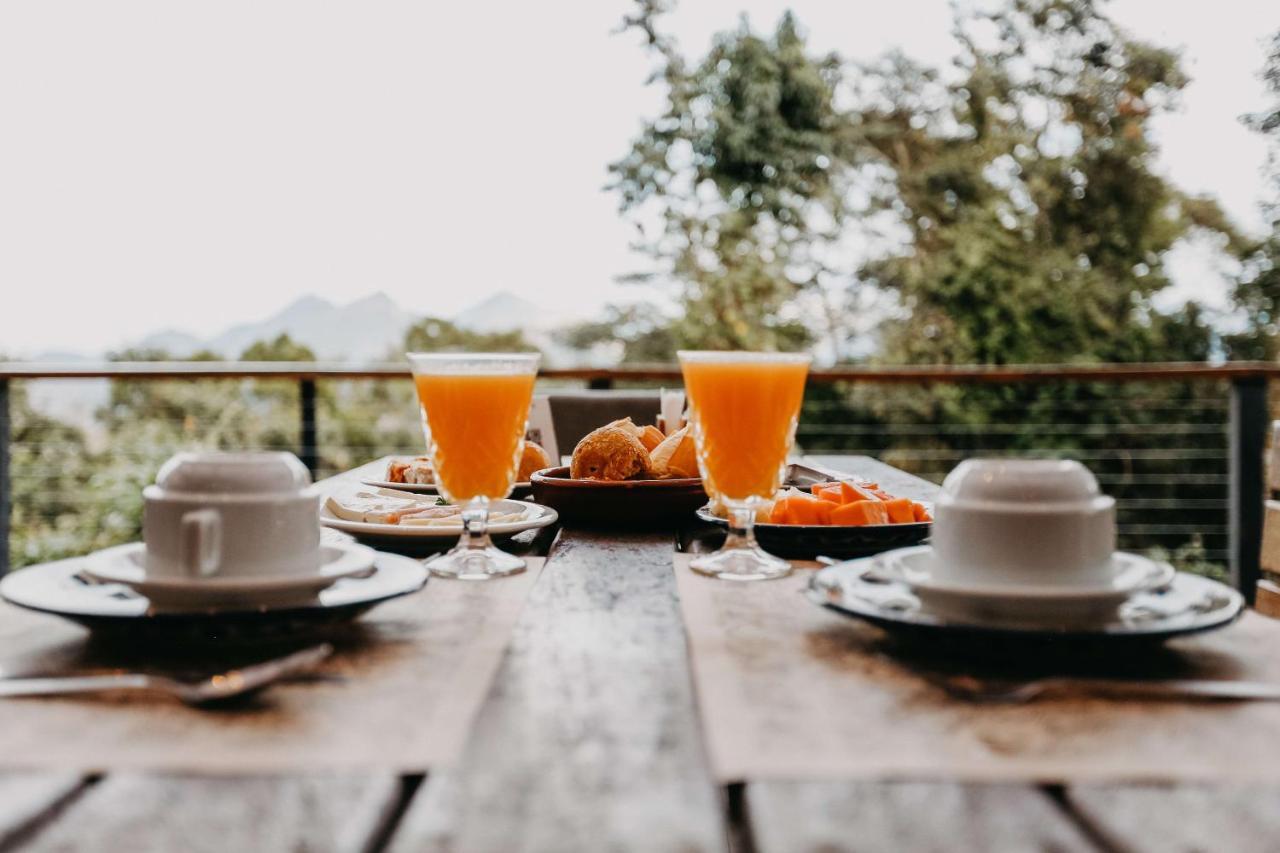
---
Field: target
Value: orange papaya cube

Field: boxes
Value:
[911,502,932,522]
[830,500,889,526]
[775,493,831,526]
[838,480,880,503]
[813,484,844,504]
[769,500,793,525]
[882,497,915,524]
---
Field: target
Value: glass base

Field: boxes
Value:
[426,543,526,580]
[689,547,792,581]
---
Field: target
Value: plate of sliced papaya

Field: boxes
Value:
[695,474,932,560]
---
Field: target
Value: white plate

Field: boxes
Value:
[359,478,532,495]
[1,552,426,632]
[872,546,1175,624]
[320,498,558,539]
[81,541,377,610]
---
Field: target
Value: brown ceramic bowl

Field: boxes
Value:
[529,466,708,528]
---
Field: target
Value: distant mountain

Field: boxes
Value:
[133,329,206,357]
[132,292,415,362]
[455,292,548,333]
[208,292,414,361]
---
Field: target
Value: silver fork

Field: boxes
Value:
[0,644,333,706]
[928,673,1280,704]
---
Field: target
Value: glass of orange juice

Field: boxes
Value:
[407,352,540,579]
[679,351,811,580]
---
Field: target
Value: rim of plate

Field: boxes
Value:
[533,467,702,488]
[694,504,930,530]
[359,478,532,492]
[319,499,557,537]
[808,562,1244,638]
[82,541,376,591]
[872,546,1175,600]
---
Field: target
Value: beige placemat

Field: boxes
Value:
[0,558,543,773]
[674,553,1280,784]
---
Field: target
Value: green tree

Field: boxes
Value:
[611,5,858,352]
[240,333,316,362]
[1227,31,1280,359]
[857,1,1241,366]
[403,317,538,354]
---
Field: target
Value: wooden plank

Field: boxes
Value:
[1259,502,1280,574]
[1065,785,1280,853]
[747,782,1098,853]
[743,462,1094,851]
[20,774,404,853]
[0,773,88,849]
[386,530,727,853]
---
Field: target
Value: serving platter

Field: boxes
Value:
[808,556,1244,651]
[529,466,708,528]
[320,498,557,542]
[695,505,930,559]
[359,477,533,499]
[0,553,428,642]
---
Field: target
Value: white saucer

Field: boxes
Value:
[872,546,1175,624]
[81,541,378,611]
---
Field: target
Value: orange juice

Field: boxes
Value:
[680,356,809,500]
[414,372,536,501]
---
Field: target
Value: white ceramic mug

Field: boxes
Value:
[930,459,1116,587]
[142,451,321,580]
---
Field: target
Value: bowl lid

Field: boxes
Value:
[154,451,312,495]
[941,459,1102,506]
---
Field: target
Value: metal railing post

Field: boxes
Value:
[0,379,9,576]
[1229,375,1267,603]
[299,378,318,480]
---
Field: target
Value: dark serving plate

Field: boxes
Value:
[694,506,930,560]
[530,466,708,529]
[808,558,1245,655]
[0,554,427,645]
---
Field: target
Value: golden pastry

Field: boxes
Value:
[571,425,653,480]
[517,440,552,481]
[638,424,665,452]
[649,425,699,479]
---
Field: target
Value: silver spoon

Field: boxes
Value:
[0,644,333,706]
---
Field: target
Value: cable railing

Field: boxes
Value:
[0,361,1271,598]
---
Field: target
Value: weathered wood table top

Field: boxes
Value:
[0,456,1276,852]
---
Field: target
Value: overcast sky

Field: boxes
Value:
[0,0,1275,356]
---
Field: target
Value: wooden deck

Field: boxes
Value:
[0,457,1275,852]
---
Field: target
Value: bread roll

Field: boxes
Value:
[517,440,552,481]
[571,425,653,480]
[638,425,665,452]
[649,425,699,479]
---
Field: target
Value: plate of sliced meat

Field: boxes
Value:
[320,486,557,541]
[362,454,537,498]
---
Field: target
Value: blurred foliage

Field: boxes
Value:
[403,317,539,354]
[610,7,855,353]
[1227,30,1280,360]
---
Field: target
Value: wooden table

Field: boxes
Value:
[0,456,1277,852]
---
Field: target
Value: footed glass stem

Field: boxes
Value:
[690,497,792,581]
[426,497,525,580]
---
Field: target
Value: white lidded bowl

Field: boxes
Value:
[142,451,321,581]
[930,459,1116,588]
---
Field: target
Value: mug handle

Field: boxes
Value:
[180,509,222,578]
